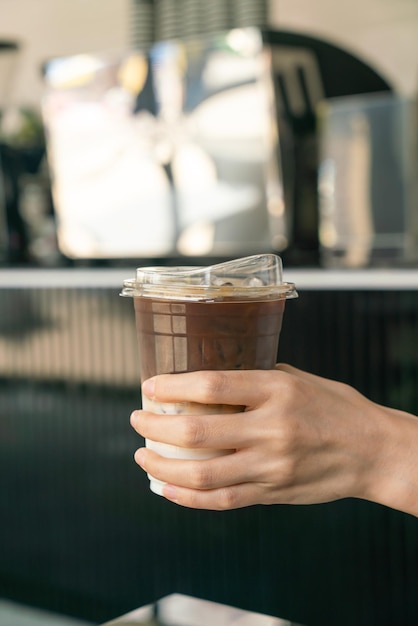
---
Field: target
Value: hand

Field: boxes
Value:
[130,365,418,514]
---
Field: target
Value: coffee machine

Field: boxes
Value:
[42,28,392,265]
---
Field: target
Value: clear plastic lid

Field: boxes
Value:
[121,254,297,301]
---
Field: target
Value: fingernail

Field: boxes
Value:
[130,410,139,426]
[142,377,156,399]
[135,448,146,467]
[162,484,177,502]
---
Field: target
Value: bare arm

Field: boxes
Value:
[130,364,418,515]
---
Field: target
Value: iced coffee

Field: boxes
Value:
[121,254,297,495]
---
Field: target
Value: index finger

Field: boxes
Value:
[142,370,273,408]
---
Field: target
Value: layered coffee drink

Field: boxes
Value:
[122,255,297,495]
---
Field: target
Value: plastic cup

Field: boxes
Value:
[121,254,297,495]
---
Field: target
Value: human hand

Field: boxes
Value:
[130,365,418,514]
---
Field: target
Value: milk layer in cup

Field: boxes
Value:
[142,396,239,495]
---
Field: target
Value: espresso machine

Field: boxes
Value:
[42,27,392,266]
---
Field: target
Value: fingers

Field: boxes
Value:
[161,483,259,511]
[129,364,372,511]
[142,366,326,410]
[135,446,253,491]
[142,370,272,409]
[130,409,255,450]
[134,447,261,510]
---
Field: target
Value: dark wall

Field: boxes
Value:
[0,284,417,626]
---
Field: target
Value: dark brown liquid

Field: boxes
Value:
[134,297,285,380]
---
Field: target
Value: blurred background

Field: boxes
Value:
[1,1,418,626]
[1,0,417,268]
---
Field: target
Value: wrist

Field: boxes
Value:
[362,405,418,516]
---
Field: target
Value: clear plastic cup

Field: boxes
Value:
[121,254,297,495]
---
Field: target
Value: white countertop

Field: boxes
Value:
[0,267,417,290]
[101,593,291,626]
